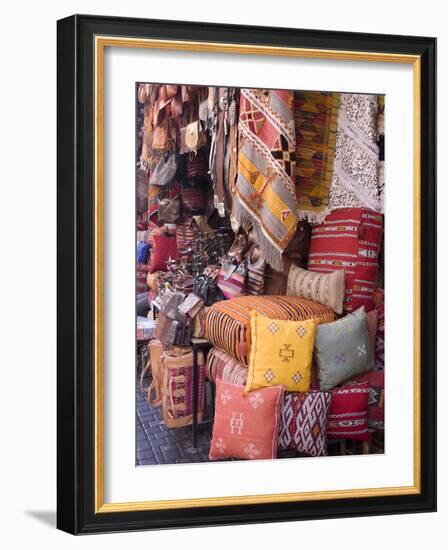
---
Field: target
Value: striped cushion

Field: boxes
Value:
[206,347,248,386]
[205,295,334,364]
[308,208,383,313]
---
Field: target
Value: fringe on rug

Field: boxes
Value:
[234,196,287,271]
[297,208,330,226]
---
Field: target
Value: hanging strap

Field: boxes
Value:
[140,346,163,407]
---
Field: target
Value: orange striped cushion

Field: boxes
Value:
[205,295,334,364]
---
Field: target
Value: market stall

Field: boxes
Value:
[135,83,385,465]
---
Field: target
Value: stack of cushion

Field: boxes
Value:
[207,304,376,460]
[205,295,335,365]
[205,206,385,461]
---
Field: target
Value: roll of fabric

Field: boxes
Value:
[234,89,298,270]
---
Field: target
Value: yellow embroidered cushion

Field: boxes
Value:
[245,311,316,393]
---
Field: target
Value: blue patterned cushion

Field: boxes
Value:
[314,307,374,390]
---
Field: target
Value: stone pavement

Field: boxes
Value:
[136,373,212,466]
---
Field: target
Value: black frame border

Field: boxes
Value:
[57,14,436,535]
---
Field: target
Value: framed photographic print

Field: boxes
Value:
[57,14,436,534]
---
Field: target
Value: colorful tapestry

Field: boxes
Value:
[329,94,382,213]
[205,295,335,365]
[294,91,339,223]
[278,391,332,457]
[308,207,383,313]
[234,89,298,270]
[206,347,248,387]
[327,383,370,441]
[209,379,284,460]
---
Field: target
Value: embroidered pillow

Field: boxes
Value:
[314,306,374,390]
[327,383,370,441]
[209,379,284,461]
[246,311,316,393]
[278,391,332,457]
[287,264,345,315]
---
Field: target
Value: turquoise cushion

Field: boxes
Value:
[314,307,374,390]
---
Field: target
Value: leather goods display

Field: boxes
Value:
[193,274,225,306]
[136,168,149,214]
[181,183,205,214]
[154,291,194,348]
[192,306,209,338]
[149,151,178,187]
[217,259,247,299]
[160,346,205,428]
[179,120,207,155]
[151,119,171,151]
[185,148,209,179]
[155,311,192,348]
[158,195,182,223]
[178,293,203,318]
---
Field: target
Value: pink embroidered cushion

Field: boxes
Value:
[209,379,284,461]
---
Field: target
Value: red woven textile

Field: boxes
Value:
[308,208,383,313]
[327,383,370,441]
